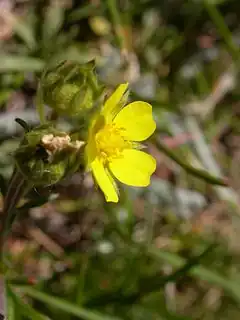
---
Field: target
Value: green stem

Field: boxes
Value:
[106,0,126,51]
[1,169,31,262]
[155,138,228,186]
[203,0,239,61]
[3,169,25,215]
[148,246,240,304]
[11,286,122,320]
[36,82,46,124]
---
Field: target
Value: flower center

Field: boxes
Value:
[95,124,130,162]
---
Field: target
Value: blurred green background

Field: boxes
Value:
[0,0,240,319]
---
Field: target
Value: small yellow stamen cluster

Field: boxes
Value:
[95,124,131,162]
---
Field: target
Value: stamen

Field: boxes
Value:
[95,124,131,162]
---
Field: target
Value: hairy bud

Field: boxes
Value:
[14,124,84,186]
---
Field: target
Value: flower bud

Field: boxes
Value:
[40,60,104,117]
[14,124,84,186]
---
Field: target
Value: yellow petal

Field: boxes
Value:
[113,101,156,141]
[91,157,119,202]
[86,114,105,167]
[85,135,97,168]
[102,83,129,121]
[109,149,156,186]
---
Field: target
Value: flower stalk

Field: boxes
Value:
[0,168,31,259]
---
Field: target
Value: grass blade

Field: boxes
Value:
[106,0,127,51]
[7,284,49,320]
[0,55,44,72]
[68,4,104,22]
[155,138,228,186]
[14,286,123,320]
[42,3,64,45]
[13,19,36,50]
[203,0,239,61]
[148,247,240,303]
[5,282,19,320]
[4,12,36,50]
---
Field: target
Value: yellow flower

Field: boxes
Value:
[85,83,156,202]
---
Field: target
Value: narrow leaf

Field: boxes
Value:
[7,284,49,320]
[5,282,17,320]
[3,12,36,49]
[68,4,104,22]
[14,286,122,320]
[155,139,228,186]
[0,55,44,72]
[203,0,239,61]
[148,247,240,304]
[13,18,36,50]
[42,4,64,44]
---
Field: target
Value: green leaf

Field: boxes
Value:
[0,55,44,72]
[48,45,95,66]
[6,282,20,320]
[106,0,126,50]
[203,0,239,61]
[68,4,104,22]
[155,139,228,186]
[12,16,36,50]
[14,286,123,320]
[42,3,64,45]
[148,247,240,304]
[36,79,47,124]
[135,244,215,301]
[7,284,49,320]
